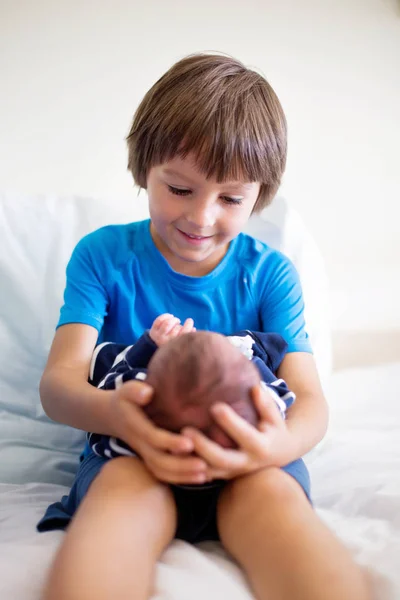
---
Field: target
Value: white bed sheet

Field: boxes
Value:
[0,362,399,600]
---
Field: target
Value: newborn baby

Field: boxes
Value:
[144,330,260,448]
[87,314,295,457]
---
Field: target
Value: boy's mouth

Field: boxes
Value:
[176,228,212,245]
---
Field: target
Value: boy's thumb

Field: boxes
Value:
[123,380,153,405]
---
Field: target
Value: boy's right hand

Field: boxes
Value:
[108,380,208,485]
[150,313,195,346]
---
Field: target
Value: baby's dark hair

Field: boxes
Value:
[144,331,260,438]
[127,53,287,212]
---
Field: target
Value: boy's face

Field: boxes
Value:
[146,154,260,276]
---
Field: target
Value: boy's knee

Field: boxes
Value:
[217,468,308,553]
[218,467,306,524]
[94,456,171,503]
[90,457,177,537]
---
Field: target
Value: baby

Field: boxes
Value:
[145,330,260,448]
[88,314,295,456]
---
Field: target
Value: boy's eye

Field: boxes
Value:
[168,185,191,196]
[222,196,243,206]
[168,185,242,206]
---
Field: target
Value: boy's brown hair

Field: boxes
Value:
[127,53,287,212]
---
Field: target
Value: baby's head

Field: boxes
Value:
[144,331,261,448]
[126,53,287,213]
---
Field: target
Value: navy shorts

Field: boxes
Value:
[37,452,311,544]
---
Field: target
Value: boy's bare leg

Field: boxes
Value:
[42,457,177,600]
[217,467,372,600]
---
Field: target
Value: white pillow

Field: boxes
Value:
[0,193,135,485]
[0,192,331,485]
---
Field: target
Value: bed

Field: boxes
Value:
[0,192,398,600]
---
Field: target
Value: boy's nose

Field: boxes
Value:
[186,198,218,229]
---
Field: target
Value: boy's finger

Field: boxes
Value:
[120,392,193,453]
[181,426,247,470]
[121,380,153,405]
[152,449,207,476]
[154,469,208,485]
[205,467,231,481]
[208,402,262,453]
[252,385,281,425]
[149,425,195,453]
[144,446,207,481]
[160,473,208,485]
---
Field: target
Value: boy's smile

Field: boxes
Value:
[176,229,212,245]
[146,154,260,277]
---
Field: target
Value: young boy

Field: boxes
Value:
[39,53,371,600]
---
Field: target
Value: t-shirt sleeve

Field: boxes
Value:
[57,230,109,332]
[259,252,312,354]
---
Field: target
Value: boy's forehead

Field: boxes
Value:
[160,155,259,190]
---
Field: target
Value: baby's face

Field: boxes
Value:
[144,331,260,448]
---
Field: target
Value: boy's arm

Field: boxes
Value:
[40,323,120,435]
[277,352,329,459]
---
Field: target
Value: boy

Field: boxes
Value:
[39,53,370,600]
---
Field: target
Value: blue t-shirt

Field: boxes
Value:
[58,219,312,354]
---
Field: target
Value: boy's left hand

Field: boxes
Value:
[181,385,299,480]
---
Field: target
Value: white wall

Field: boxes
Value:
[1,0,399,332]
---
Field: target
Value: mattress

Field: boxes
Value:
[0,361,399,600]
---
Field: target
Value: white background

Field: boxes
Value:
[1,0,399,333]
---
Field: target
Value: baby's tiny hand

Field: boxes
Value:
[150,313,195,346]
